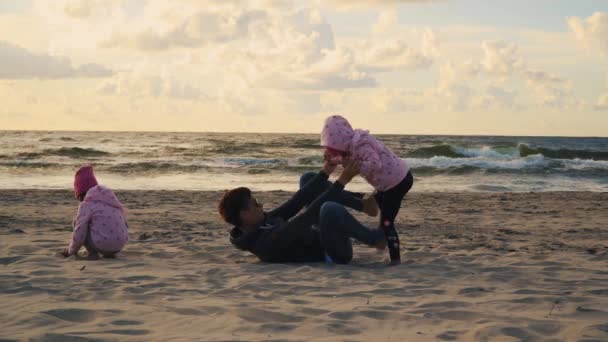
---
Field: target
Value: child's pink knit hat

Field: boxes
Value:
[74,165,98,198]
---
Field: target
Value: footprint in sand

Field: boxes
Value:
[298,307,330,316]
[0,256,24,265]
[105,329,150,336]
[474,325,541,341]
[119,275,158,282]
[237,308,303,324]
[29,270,62,276]
[111,320,143,326]
[436,330,463,341]
[258,323,298,333]
[434,310,484,321]
[500,326,538,341]
[42,308,97,323]
[527,320,562,335]
[417,301,473,309]
[586,289,608,296]
[325,321,362,335]
[458,287,491,297]
[30,333,106,342]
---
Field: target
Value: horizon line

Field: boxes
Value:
[0,129,606,139]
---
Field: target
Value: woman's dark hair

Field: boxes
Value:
[218,187,252,226]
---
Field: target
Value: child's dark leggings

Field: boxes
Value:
[374,171,414,262]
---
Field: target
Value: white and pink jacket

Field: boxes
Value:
[68,185,129,255]
[321,115,409,192]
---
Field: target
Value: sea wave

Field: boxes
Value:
[409,143,608,161]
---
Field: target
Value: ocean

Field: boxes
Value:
[1,131,607,193]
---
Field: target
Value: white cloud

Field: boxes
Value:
[475,85,518,110]
[370,88,421,113]
[323,0,442,10]
[63,0,118,18]
[189,7,398,91]
[438,59,479,87]
[33,1,434,95]
[568,12,608,110]
[481,40,525,76]
[421,28,440,57]
[429,40,580,112]
[428,59,479,110]
[100,7,270,50]
[0,41,112,79]
[357,39,434,72]
[372,8,398,33]
[96,70,206,100]
[596,93,608,110]
[34,0,128,21]
[95,4,366,92]
[433,83,475,111]
[8,0,597,129]
[523,70,565,85]
[522,69,579,109]
[568,11,608,54]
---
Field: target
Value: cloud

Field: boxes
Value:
[434,83,475,111]
[568,11,608,54]
[372,8,398,33]
[522,69,579,109]
[429,39,581,112]
[481,40,525,76]
[99,5,270,50]
[438,59,479,87]
[64,0,106,18]
[62,1,433,93]
[475,86,518,110]
[371,88,421,113]
[357,39,434,72]
[523,70,565,85]
[596,93,608,110]
[34,0,128,20]
[191,7,384,91]
[0,41,112,79]
[96,71,206,100]
[323,0,442,10]
[421,28,440,57]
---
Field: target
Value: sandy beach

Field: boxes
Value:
[1,189,607,341]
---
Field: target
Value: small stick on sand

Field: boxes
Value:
[547,298,560,317]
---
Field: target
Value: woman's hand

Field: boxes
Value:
[337,157,361,185]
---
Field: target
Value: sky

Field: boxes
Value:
[0,0,607,136]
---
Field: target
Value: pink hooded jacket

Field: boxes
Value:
[321,115,409,192]
[68,185,129,255]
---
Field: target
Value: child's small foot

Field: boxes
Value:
[362,195,378,217]
[389,259,401,266]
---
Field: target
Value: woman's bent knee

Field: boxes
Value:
[299,172,317,189]
[320,201,343,219]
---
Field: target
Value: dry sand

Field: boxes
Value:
[1,189,607,341]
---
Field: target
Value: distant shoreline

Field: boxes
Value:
[1,129,606,139]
